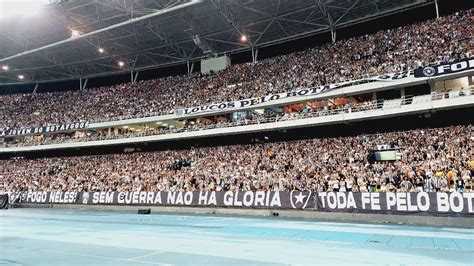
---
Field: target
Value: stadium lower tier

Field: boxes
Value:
[1,123,472,194]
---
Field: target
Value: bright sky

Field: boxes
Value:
[0,0,50,20]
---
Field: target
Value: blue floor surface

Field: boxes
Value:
[0,208,473,265]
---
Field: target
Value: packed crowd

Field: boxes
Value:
[3,86,472,147]
[1,125,472,193]
[1,9,473,129]
[1,97,367,147]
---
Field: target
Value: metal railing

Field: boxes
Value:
[88,110,171,124]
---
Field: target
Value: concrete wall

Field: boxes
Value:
[17,203,474,228]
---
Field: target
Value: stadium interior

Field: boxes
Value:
[0,0,473,265]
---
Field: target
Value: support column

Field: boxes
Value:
[82,78,88,90]
[400,88,406,104]
[251,47,258,63]
[187,61,194,74]
[434,0,439,19]
[348,96,353,113]
[33,83,39,94]
[79,78,83,91]
[133,71,139,83]
[129,71,139,83]
[331,28,336,43]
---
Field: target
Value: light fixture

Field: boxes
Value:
[240,35,248,42]
[1,65,8,71]
[18,74,25,80]
[71,29,80,38]
[118,61,125,67]
[98,47,105,53]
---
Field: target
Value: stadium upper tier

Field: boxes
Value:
[1,9,472,129]
[1,125,472,193]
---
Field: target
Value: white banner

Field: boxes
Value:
[175,70,413,116]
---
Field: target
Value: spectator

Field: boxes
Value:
[0,125,471,193]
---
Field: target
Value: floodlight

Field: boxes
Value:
[118,61,125,67]
[240,35,248,42]
[71,29,80,38]
[1,65,8,71]
[18,74,25,80]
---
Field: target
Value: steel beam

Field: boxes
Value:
[0,0,202,63]
[82,78,88,90]
[144,22,190,59]
[187,61,194,74]
[0,33,81,78]
[211,0,251,45]
[0,0,434,86]
[33,83,39,93]
[251,47,258,63]
[315,0,336,43]
[334,0,360,25]
[133,71,139,83]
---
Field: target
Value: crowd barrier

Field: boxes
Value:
[8,191,473,217]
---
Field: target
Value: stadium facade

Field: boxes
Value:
[0,1,473,220]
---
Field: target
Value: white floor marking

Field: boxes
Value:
[36,248,168,265]
[128,251,165,260]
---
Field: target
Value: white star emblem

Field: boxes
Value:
[294,192,307,204]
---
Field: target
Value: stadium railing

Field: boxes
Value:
[3,88,473,148]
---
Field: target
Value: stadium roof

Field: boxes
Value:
[0,0,437,85]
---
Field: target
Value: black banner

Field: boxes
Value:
[414,58,474,78]
[1,121,90,137]
[8,191,474,217]
[0,193,8,209]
